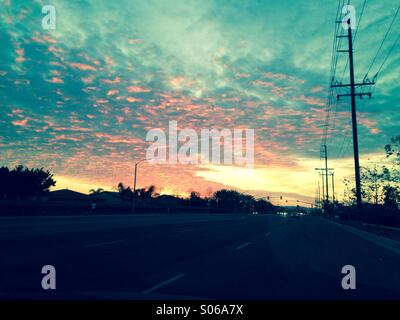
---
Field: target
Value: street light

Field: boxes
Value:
[134,159,147,193]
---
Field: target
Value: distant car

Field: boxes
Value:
[277,211,288,216]
[289,212,300,218]
[252,211,258,215]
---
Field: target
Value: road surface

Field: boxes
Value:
[1,214,400,299]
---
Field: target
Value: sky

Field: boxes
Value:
[0,0,399,204]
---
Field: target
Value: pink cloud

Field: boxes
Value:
[297,94,325,107]
[126,97,143,103]
[170,76,191,88]
[107,89,119,96]
[311,86,324,93]
[47,77,64,84]
[69,63,97,71]
[43,35,57,44]
[236,73,251,78]
[15,48,25,63]
[102,77,121,84]
[116,116,124,124]
[54,135,81,142]
[12,119,28,127]
[81,76,94,84]
[127,86,151,93]
[263,72,305,85]
[53,126,91,132]
[358,117,377,129]
[370,128,380,134]
[128,39,144,44]
[94,133,141,144]
[31,33,57,45]
[50,61,64,67]
[253,80,274,87]
[105,56,113,66]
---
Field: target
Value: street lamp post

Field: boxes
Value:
[134,159,147,193]
[132,159,146,213]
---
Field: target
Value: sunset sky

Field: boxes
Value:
[0,0,399,204]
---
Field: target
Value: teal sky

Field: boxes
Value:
[0,0,399,201]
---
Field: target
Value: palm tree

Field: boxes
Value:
[89,188,104,195]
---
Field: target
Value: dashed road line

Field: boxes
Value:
[83,239,128,248]
[142,274,186,294]
[236,242,251,250]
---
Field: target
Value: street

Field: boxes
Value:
[1,214,400,299]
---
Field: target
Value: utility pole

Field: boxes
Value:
[331,172,335,202]
[332,18,375,216]
[324,145,329,201]
[321,173,325,204]
[315,167,334,201]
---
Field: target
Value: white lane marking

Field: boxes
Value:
[83,239,128,248]
[265,232,272,237]
[142,274,186,294]
[236,242,251,250]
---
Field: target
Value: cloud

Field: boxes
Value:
[0,0,398,198]
[69,63,97,71]
[12,119,28,127]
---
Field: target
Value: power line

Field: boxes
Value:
[375,31,400,76]
[322,0,346,146]
[370,31,400,97]
[365,4,400,77]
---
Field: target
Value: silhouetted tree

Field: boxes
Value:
[385,135,400,165]
[89,188,104,194]
[188,191,208,207]
[117,182,133,201]
[0,165,56,199]
[383,185,400,209]
[254,199,275,214]
[117,183,156,201]
[211,189,256,213]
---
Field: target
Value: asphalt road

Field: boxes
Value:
[1,213,400,299]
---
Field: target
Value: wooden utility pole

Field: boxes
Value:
[331,19,375,216]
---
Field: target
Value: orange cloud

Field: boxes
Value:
[12,119,28,127]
